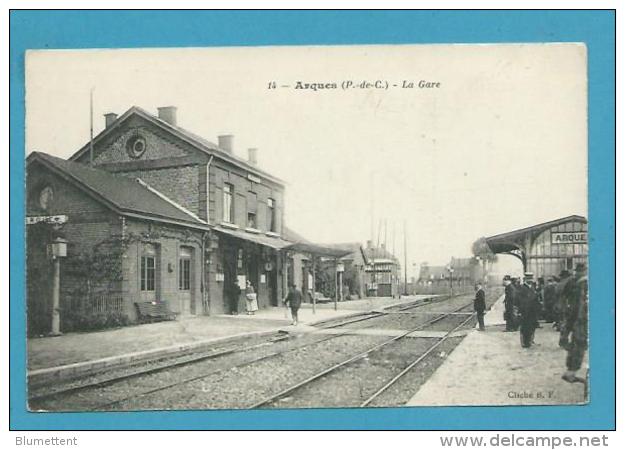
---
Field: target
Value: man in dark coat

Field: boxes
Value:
[562,264,588,383]
[229,279,241,315]
[474,282,486,331]
[517,273,541,348]
[502,275,516,331]
[284,283,303,326]
[557,270,576,348]
[542,277,558,323]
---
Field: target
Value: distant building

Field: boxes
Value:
[363,241,401,297]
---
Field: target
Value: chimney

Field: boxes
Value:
[104,113,118,128]
[218,135,234,154]
[157,106,177,126]
[247,148,258,165]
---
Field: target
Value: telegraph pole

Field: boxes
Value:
[89,87,95,166]
[403,220,408,295]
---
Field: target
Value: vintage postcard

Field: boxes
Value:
[23,43,589,413]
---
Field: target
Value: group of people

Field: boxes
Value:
[500,263,588,383]
[228,279,303,326]
[228,280,259,315]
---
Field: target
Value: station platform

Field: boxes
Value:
[405,295,588,406]
[27,295,428,375]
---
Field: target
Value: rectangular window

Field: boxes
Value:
[223,183,234,223]
[141,256,155,291]
[247,191,257,229]
[267,198,276,232]
[247,212,257,229]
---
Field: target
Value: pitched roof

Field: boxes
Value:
[363,245,399,262]
[68,106,284,185]
[28,152,209,229]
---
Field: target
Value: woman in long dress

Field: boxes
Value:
[245,280,258,315]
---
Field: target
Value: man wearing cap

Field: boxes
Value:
[502,275,516,332]
[517,272,541,348]
[562,264,589,383]
[556,270,571,336]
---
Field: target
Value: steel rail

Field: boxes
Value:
[247,302,473,409]
[359,313,477,407]
[30,309,384,404]
[28,334,290,404]
[31,294,468,410]
[94,298,470,411]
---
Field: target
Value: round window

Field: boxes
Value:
[126,134,147,159]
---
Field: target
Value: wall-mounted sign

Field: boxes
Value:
[26,215,68,225]
[551,232,587,245]
[260,274,266,284]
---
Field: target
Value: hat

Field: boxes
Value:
[575,263,587,272]
[559,269,570,278]
[523,272,534,280]
[503,275,511,281]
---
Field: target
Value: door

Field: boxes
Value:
[178,246,194,315]
[140,243,158,303]
[223,244,238,313]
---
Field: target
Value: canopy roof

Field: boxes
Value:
[485,215,587,254]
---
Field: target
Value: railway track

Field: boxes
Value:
[29,293,478,411]
[248,302,475,409]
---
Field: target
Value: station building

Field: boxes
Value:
[484,215,588,279]
[26,105,343,335]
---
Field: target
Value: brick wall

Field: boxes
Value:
[121,220,205,321]
[26,161,123,333]
[114,165,201,218]
[92,120,189,164]
[211,162,284,234]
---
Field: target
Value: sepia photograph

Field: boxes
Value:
[23,43,589,413]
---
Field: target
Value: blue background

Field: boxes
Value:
[9,10,615,430]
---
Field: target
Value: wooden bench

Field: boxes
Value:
[134,301,177,323]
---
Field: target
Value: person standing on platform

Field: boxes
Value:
[543,276,558,324]
[557,270,576,348]
[229,278,241,315]
[562,264,589,384]
[560,264,586,350]
[517,273,541,348]
[284,283,303,326]
[503,275,515,332]
[556,270,571,338]
[245,280,258,315]
[474,282,486,331]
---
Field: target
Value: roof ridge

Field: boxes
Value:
[134,177,207,224]
[68,106,285,185]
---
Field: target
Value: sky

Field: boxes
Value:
[25,44,588,270]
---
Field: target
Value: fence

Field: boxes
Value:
[68,292,125,314]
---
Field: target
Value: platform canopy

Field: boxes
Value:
[214,225,292,250]
[282,226,353,258]
[283,242,352,258]
[484,215,587,269]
